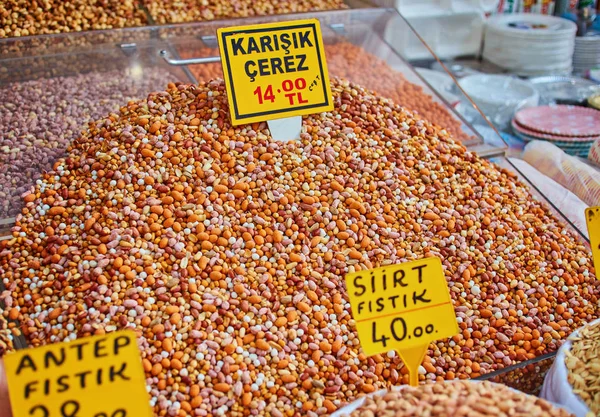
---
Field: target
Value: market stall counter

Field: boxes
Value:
[0,8,596,417]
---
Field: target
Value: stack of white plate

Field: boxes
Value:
[483,14,577,76]
[573,33,600,74]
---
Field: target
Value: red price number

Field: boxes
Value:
[253,77,309,106]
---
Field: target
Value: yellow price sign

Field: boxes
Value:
[586,206,600,279]
[217,19,333,125]
[345,257,458,386]
[5,330,152,417]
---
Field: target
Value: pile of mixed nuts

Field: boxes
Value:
[342,381,574,417]
[0,67,180,218]
[0,0,147,38]
[0,78,597,416]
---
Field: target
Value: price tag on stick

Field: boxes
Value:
[5,330,152,417]
[345,257,459,387]
[586,206,600,279]
[217,19,333,141]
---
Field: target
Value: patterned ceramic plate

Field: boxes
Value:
[514,105,600,137]
[511,129,593,157]
[511,119,600,143]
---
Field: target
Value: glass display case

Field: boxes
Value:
[159,10,505,155]
[0,8,508,228]
[0,7,593,407]
[476,156,593,395]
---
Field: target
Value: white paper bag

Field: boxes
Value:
[540,319,600,417]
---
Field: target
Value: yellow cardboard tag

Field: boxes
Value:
[217,19,333,126]
[5,330,152,417]
[345,257,458,386]
[586,206,600,278]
